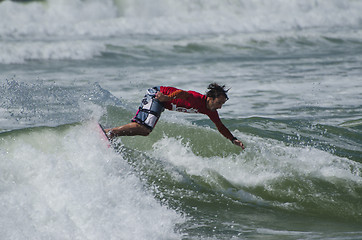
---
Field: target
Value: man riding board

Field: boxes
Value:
[105,83,245,149]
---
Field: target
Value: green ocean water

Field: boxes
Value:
[1,0,362,239]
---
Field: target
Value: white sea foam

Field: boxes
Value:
[1,0,362,63]
[151,133,362,194]
[1,0,361,38]
[0,122,183,239]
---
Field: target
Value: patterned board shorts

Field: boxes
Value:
[131,86,165,130]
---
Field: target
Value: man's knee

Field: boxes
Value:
[134,122,152,136]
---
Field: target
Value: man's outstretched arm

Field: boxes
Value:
[214,121,245,149]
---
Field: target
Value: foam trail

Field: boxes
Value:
[152,134,362,187]
[150,133,362,220]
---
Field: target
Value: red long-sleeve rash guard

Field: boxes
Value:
[160,86,234,141]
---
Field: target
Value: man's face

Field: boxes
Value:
[206,95,227,111]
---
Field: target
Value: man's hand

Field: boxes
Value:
[155,91,171,102]
[233,139,245,150]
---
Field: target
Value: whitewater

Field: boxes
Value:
[1,0,362,239]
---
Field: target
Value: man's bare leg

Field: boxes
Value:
[105,122,151,139]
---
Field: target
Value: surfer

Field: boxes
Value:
[105,83,245,149]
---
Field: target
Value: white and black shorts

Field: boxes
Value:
[131,86,164,130]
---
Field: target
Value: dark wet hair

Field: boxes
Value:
[206,83,229,100]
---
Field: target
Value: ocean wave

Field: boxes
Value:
[0,122,183,239]
[114,122,362,223]
[1,0,361,38]
[1,119,361,238]
[2,0,362,64]
[2,26,362,64]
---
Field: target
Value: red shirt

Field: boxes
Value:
[160,86,234,141]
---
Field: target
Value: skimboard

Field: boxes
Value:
[97,123,111,148]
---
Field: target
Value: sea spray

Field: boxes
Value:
[0,80,121,130]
